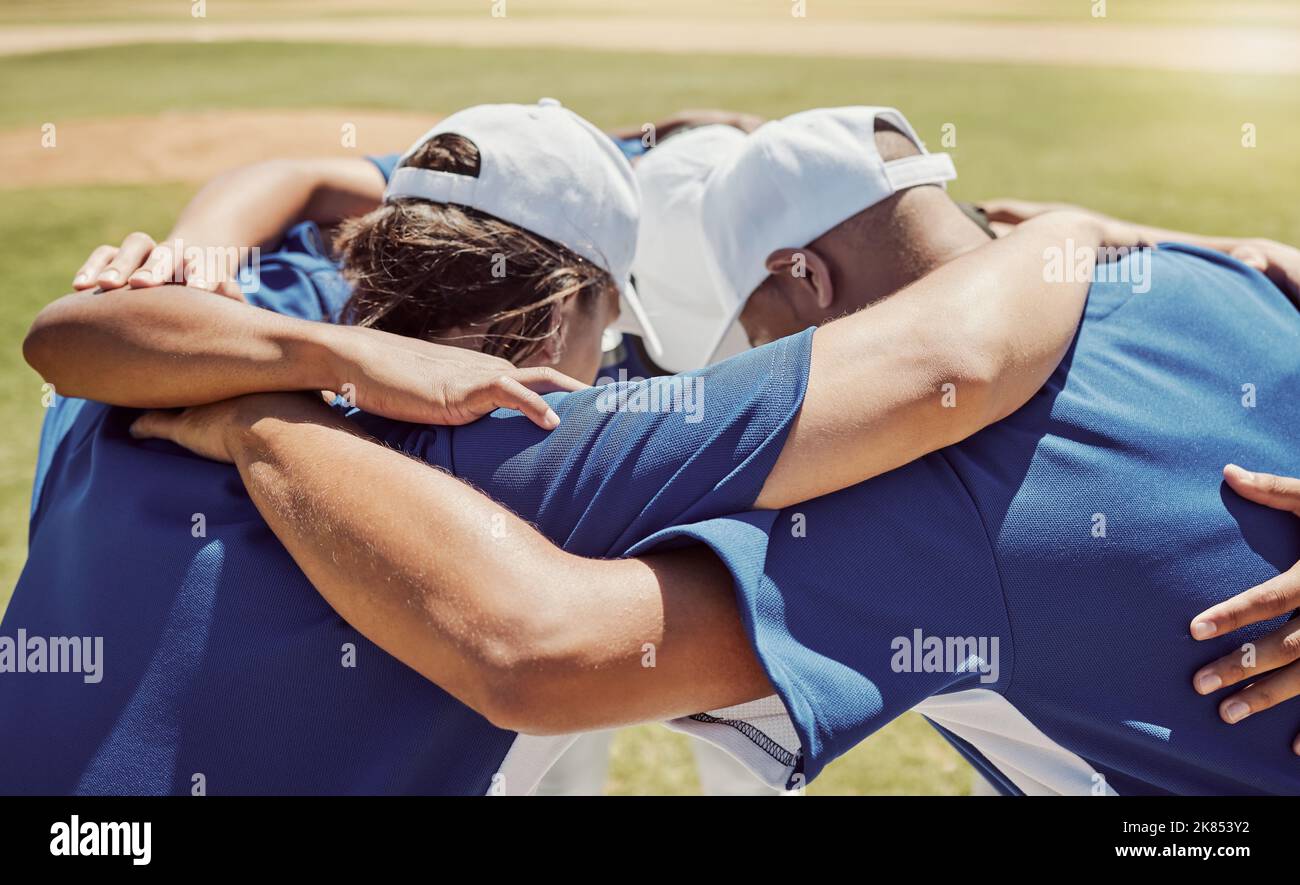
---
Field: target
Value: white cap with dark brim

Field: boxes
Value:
[386,98,663,360]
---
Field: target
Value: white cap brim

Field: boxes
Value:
[610,277,665,361]
[694,297,748,369]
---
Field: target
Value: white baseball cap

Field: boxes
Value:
[631,124,749,373]
[633,106,956,371]
[385,98,662,358]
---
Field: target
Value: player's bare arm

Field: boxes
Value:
[130,391,769,734]
[24,292,581,431]
[72,158,389,297]
[754,210,1117,508]
[979,197,1300,306]
[111,210,1135,731]
[30,211,1113,506]
[67,109,746,300]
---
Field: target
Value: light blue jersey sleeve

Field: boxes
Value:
[630,453,1012,787]
[612,135,649,161]
[240,151,398,318]
[350,328,814,558]
[366,153,402,183]
[243,231,353,322]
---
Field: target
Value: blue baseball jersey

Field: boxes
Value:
[639,245,1300,795]
[368,152,400,182]
[0,200,813,794]
[613,135,650,161]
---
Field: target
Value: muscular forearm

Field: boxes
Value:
[23,286,338,406]
[981,197,1252,252]
[759,211,1102,509]
[222,398,770,733]
[1067,210,1237,253]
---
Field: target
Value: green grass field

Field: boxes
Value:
[4,0,1298,28]
[1,33,1297,794]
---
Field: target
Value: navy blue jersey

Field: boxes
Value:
[640,245,1300,794]
[0,207,812,796]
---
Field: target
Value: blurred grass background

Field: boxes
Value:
[3,0,1299,27]
[1,1,1297,794]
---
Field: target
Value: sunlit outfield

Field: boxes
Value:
[1,38,1298,794]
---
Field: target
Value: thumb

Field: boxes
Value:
[1229,244,1268,272]
[129,410,179,442]
[1224,464,1300,516]
[215,276,246,301]
[183,259,218,292]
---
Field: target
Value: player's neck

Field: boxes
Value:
[852,192,990,303]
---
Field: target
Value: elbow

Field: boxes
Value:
[965,342,1011,424]
[933,320,1006,427]
[475,668,569,737]
[22,285,194,400]
[469,638,582,737]
[23,295,108,398]
[458,575,591,736]
[22,305,70,388]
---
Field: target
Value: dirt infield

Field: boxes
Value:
[0,109,441,189]
[2,16,1298,75]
